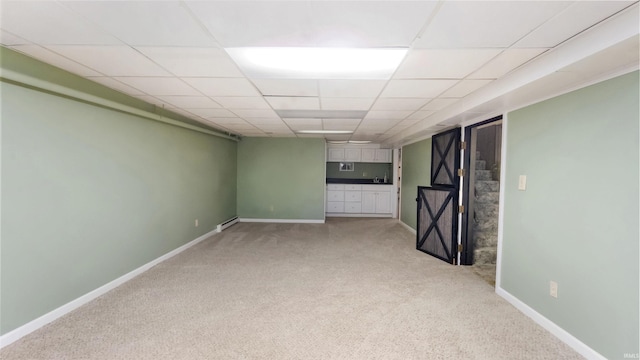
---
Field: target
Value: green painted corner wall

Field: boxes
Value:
[400,138,432,230]
[502,71,639,359]
[1,51,238,334]
[237,138,325,220]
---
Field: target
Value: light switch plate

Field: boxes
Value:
[518,175,527,190]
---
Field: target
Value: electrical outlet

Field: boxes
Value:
[549,281,558,298]
[195,219,199,227]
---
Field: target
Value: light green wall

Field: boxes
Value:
[502,71,639,359]
[400,138,431,230]
[237,138,325,220]
[1,49,238,334]
[326,162,392,180]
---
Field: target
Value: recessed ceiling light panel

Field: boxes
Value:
[296,130,354,134]
[277,110,367,119]
[226,47,408,79]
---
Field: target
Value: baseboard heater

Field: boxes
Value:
[217,216,239,232]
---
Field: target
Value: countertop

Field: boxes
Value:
[326,178,392,185]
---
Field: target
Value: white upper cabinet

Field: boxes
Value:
[361,148,391,163]
[344,148,361,162]
[327,148,345,161]
[328,145,391,163]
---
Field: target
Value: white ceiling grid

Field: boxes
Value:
[0,0,637,144]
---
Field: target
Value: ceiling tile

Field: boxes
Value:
[470,49,548,79]
[394,49,502,79]
[515,1,634,48]
[284,118,323,130]
[189,109,238,118]
[244,118,287,125]
[320,98,375,111]
[371,98,428,111]
[364,111,412,121]
[186,1,316,47]
[10,45,102,76]
[319,80,387,98]
[254,123,291,131]
[183,78,261,97]
[45,46,171,77]
[322,118,361,130]
[307,1,438,47]
[264,96,320,110]
[87,77,145,96]
[186,1,434,47]
[406,110,435,121]
[223,123,258,131]
[113,77,201,96]
[441,80,493,98]
[422,98,459,111]
[251,79,319,97]
[380,80,458,98]
[414,1,570,48]
[135,47,243,77]
[64,1,216,47]
[2,1,120,45]
[154,96,222,109]
[232,109,280,119]
[213,97,270,109]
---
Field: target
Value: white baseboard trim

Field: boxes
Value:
[325,213,392,218]
[239,218,325,224]
[495,287,606,360]
[399,220,417,234]
[0,227,220,349]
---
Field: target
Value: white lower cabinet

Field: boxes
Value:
[326,184,392,216]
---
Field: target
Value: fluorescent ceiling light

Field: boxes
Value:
[296,130,353,134]
[226,47,408,79]
[327,140,372,144]
[277,110,367,119]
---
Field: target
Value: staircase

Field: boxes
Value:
[473,155,499,265]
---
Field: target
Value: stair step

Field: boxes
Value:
[475,203,499,220]
[474,231,497,247]
[474,219,498,233]
[474,247,497,265]
[475,160,486,170]
[475,180,500,192]
[475,170,492,180]
[475,191,499,204]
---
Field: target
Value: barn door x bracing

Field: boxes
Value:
[417,128,461,264]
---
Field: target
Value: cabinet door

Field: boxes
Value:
[327,148,344,161]
[375,149,391,163]
[344,191,362,202]
[327,190,344,202]
[344,148,361,162]
[375,191,392,213]
[361,191,377,213]
[344,202,362,213]
[360,148,375,162]
[327,202,344,213]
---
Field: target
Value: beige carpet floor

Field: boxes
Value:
[1,218,583,359]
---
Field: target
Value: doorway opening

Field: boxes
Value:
[460,116,502,285]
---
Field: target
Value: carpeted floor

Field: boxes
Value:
[1,218,583,359]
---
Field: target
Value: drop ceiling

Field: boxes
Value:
[1,1,638,146]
